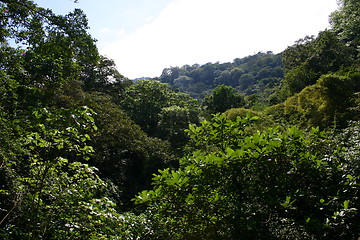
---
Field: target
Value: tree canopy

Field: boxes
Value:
[1,0,359,239]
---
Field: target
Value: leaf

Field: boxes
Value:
[346,174,354,180]
[250,116,260,121]
[281,195,296,208]
[225,147,235,158]
[133,191,152,204]
[269,138,282,147]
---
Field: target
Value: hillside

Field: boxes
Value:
[0,0,359,239]
[156,52,283,102]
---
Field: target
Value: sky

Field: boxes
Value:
[34,0,339,79]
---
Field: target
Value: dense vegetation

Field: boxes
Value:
[157,51,284,106]
[0,0,359,239]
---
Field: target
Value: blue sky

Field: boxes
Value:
[34,0,339,79]
[34,0,173,41]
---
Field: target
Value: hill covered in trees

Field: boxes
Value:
[157,51,283,100]
[0,0,359,239]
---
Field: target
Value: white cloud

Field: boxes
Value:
[99,28,112,34]
[100,0,338,79]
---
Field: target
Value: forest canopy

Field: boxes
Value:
[0,0,359,239]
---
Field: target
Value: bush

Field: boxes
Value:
[134,114,357,239]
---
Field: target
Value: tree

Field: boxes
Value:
[159,67,181,84]
[317,73,360,126]
[239,73,256,90]
[120,79,200,142]
[0,107,124,239]
[0,1,147,238]
[282,31,355,95]
[135,114,359,239]
[81,92,174,208]
[203,84,245,113]
[266,71,360,129]
[330,0,360,48]
[213,68,244,87]
[173,75,193,91]
[0,0,104,109]
[121,80,175,135]
[157,105,199,149]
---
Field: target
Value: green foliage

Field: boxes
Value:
[0,1,152,238]
[135,114,358,239]
[0,0,103,110]
[158,52,284,100]
[120,79,200,147]
[202,84,245,114]
[282,31,355,95]
[186,113,259,152]
[81,93,174,208]
[0,107,123,239]
[270,3,360,126]
[1,0,360,239]
[331,121,360,235]
[239,73,256,90]
[115,212,155,239]
[266,72,360,129]
[283,63,319,95]
[121,79,177,135]
[225,107,275,130]
[158,105,199,149]
[330,0,360,48]
[282,84,330,128]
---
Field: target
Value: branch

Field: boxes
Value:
[0,193,21,226]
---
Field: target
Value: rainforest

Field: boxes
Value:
[0,0,359,239]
